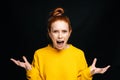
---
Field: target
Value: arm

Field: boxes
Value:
[26,52,44,80]
[77,52,92,80]
[10,54,43,80]
[77,49,110,80]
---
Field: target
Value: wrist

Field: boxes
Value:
[25,65,32,70]
[90,66,95,76]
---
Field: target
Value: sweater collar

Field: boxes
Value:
[47,44,72,52]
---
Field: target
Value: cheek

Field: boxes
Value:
[49,33,56,40]
[65,33,70,38]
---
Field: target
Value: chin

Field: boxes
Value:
[56,47,64,50]
[56,47,63,50]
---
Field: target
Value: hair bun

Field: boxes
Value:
[52,8,64,16]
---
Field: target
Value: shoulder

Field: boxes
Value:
[70,45,84,53]
[34,45,49,56]
[69,44,86,58]
[70,45,87,61]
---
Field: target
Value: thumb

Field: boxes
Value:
[91,58,97,67]
[22,56,28,63]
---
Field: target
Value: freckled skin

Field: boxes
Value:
[48,20,72,50]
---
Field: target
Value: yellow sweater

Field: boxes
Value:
[26,44,92,80]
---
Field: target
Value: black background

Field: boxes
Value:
[1,0,120,80]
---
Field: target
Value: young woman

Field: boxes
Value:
[10,7,110,80]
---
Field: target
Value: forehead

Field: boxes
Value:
[51,20,69,30]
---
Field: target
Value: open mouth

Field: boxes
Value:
[56,41,64,47]
[57,41,64,44]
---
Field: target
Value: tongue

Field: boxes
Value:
[57,41,64,48]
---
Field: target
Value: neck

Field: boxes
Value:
[50,44,70,51]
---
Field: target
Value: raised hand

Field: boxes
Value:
[10,56,32,70]
[90,58,110,75]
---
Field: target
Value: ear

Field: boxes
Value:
[48,29,51,38]
[69,29,72,36]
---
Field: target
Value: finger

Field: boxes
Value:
[16,60,22,66]
[92,58,97,66]
[22,56,28,63]
[10,58,18,64]
[100,65,111,74]
[105,65,111,70]
[10,58,20,65]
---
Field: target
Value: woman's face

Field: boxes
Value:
[48,20,72,50]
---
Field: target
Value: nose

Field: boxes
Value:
[58,32,62,39]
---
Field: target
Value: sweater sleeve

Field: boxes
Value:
[77,50,93,80]
[78,67,92,80]
[26,51,44,80]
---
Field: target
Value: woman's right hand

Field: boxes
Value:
[10,56,32,70]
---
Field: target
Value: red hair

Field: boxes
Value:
[47,8,72,32]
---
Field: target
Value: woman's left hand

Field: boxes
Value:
[90,58,110,75]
